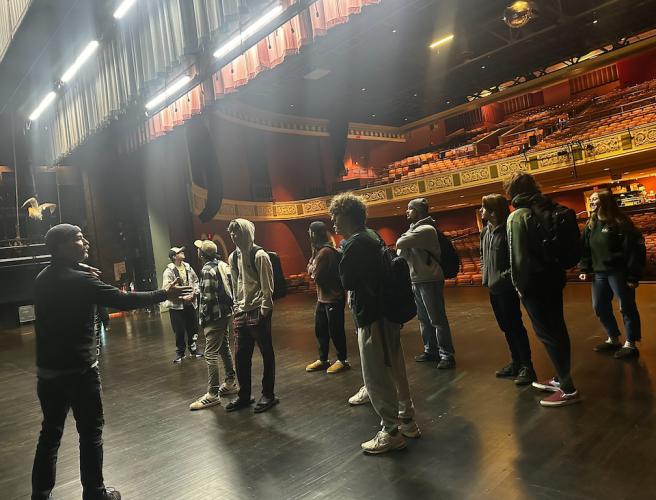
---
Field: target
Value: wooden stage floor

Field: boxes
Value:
[1,285,655,500]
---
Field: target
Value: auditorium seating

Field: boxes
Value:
[632,212,656,280]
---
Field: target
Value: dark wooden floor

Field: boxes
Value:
[1,285,655,500]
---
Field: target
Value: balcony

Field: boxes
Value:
[0,0,32,64]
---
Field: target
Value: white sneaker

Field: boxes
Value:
[361,430,407,454]
[219,380,238,396]
[189,393,220,411]
[399,421,421,438]
[348,386,370,406]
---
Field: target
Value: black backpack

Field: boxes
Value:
[231,245,288,300]
[436,230,461,279]
[379,242,417,325]
[530,199,582,270]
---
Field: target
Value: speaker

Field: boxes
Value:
[528,135,538,147]
[186,119,223,222]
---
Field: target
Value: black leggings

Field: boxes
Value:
[315,300,347,362]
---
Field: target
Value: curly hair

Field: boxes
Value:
[328,192,367,227]
[503,172,541,200]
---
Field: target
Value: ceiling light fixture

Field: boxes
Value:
[145,75,191,110]
[61,41,99,83]
[113,0,137,20]
[214,5,284,59]
[429,34,454,49]
[29,91,57,121]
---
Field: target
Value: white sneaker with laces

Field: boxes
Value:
[361,430,407,454]
[399,421,421,438]
[348,386,370,406]
[219,380,238,396]
[189,393,220,411]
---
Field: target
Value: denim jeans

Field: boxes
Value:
[203,316,236,396]
[490,289,532,368]
[412,281,455,359]
[315,300,347,362]
[32,367,105,500]
[592,271,641,342]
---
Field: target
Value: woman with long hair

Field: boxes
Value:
[579,189,646,359]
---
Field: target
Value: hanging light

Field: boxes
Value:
[214,5,284,59]
[145,75,191,110]
[61,41,99,83]
[113,0,137,19]
[29,91,57,121]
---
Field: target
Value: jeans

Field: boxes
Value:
[592,271,641,342]
[203,317,236,396]
[490,289,532,368]
[412,281,455,359]
[32,367,105,500]
[235,312,275,400]
[315,300,347,362]
[521,271,575,393]
[358,319,415,432]
[170,305,199,356]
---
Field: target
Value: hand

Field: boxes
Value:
[260,307,271,317]
[578,273,587,281]
[164,278,193,301]
[79,263,102,278]
[182,294,194,303]
[627,282,639,289]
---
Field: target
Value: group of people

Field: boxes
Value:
[29,171,647,499]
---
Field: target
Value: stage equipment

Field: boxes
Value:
[503,1,537,28]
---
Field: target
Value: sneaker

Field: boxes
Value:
[173,355,184,364]
[348,386,370,406]
[540,389,581,407]
[190,350,204,358]
[437,357,456,370]
[414,352,438,362]
[189,393,221,411]
[225,397,255,412]
[532,378,561,392]
[361,430,407,454]
[218,380,238,396]
[495,362,519,378]
[327,360,350,374]
[101,487,121,500]
[306,359,330,372]
[253,395,280,413]
[594,340,621,352]
[614,346,639,359]
[514,366,537,386]
[399,420,421,439]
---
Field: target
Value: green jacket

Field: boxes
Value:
[580,219,646,283]
[480,222,515,295]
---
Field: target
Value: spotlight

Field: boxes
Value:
[429,34,454,49]
[503,1,537,29]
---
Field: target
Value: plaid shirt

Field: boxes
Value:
[199,260,232,326]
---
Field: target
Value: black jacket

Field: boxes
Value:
[34,264,166,371]
[480,222,515,295]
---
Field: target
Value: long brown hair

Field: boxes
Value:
[482,194,510,224]
[588,189,635,229]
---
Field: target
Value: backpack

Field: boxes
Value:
[436,230,461,279]
[231,245,288,300]
[379,242,417,325]
[530,199,582,270]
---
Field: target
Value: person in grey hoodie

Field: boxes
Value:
[225,218,278,413]
[396,198,455,369]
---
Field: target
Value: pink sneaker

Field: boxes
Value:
[540,389,581,407]
[532,378,561,392]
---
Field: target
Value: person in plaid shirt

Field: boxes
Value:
[189,240,237,410]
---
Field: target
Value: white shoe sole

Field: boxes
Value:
[539,397,581,407]
[531,382,560,392]
[189,400,221,411]
[362,441,407,454]
[348,398,370,406]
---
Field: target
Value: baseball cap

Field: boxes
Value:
[194,239,218,258]
[168,246,185,259]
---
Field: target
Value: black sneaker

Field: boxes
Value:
[101,487,121,499]
[594,341,621,352]
[225,397,255,412]
[173,355,184,364]
[614,346,639,359]
[254,395,280,413]
[496,362,519,378]
[414,352,439,362]
[190,350,204,358]
[514,366,537,386]
[437,357,456,370]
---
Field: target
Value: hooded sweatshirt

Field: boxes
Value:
[396,216,443,283]
[228,218,274,315]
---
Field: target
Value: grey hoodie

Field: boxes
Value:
[396,216,444,283]
[228,218,274,315]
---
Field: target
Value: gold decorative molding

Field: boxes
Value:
[192,121,656,222]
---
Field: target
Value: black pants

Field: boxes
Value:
[235,313,275,400]
[170,305,198,356]
[521,271,575,393]
[490,289,532,368]
[315,300,347,362]
[32,367,105,500]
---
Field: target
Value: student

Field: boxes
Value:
[579,189,646,359]
[189,240,238,410]
[505,172,580,407]
[32,224,191,500]
[305,221,349,374]
[225,219,278,413]
[396,198,455,369]
[163,247,202,363]
[480,194,535,385]
[329,192,419,454]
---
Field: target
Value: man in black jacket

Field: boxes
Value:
[31,224,191,500]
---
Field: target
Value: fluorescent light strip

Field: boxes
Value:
[113,0,136,19]
[429,34,454,49]
[61,41,99,83]
[29,91,57,121]
[145,75,192,110]
[214,5,284,59]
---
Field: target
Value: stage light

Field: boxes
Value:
[29,91,57,121]
[145,75,191,110]
[214,5,284,59]
[61,41,99,83]
[429,34,454,49]
[113,0,137,19]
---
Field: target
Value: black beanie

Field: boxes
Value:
[45,224,82,254]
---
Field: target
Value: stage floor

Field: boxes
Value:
[1,285,655,500]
